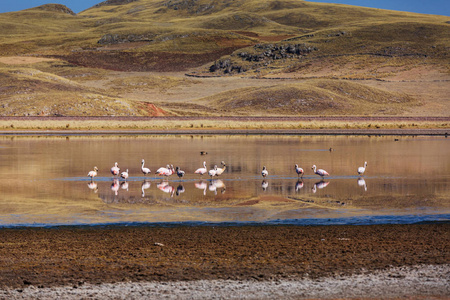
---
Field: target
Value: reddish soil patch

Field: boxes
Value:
[139,102,170,116]
[0,224,448,289]
[60,47,249,72]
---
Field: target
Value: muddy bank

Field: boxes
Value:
[0,224,448,290]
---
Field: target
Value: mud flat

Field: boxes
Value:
[0,224,448,298]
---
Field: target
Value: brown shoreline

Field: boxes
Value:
[0,224,448,289]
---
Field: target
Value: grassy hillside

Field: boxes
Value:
[181,79,417,116]
[0,0,448,117]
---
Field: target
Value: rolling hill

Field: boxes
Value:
[0,0,448,117]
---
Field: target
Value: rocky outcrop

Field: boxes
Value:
[209,43,318,74]
[94,0,138,8]
[36,4,75,15]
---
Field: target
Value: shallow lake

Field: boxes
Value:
[0,135,448,227]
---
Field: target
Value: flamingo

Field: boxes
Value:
[295,164,304,178]
[261,166,268,178]
[87,166,98,181]
[120,169,129,181]
[175,166,185,178]
[312,165,329,178]
[194,161,207,176]
[156,165,174,177]
[358,161,367,176]
[208,165,218,178]
[215,161,227,176]
[111,162,120,176]
[141,159,151,175]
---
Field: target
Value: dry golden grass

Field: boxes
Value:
[0,118,447,131]
[0,0,448,118]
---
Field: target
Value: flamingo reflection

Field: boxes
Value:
[209,179,226,195]
[195,180,208,195]
[87,181,98,193]
[141,180,151,197]
[120,181,129,191]
[157,181,175,197]
[111,178,119,196]
[358,177,367,191]
[261,180,268,191]
[312,180,330,193]
[176,184,185,196]
[295,180,304,192]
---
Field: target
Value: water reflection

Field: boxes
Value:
[120,181,129,191]
[209,179,226,195]
[312,181,330,193]
[261,180,269,191]
[176,184,185,196]
[358,177,367,191]
[295,180,304,192]
[111,178,119,195]
[87,181,98,193]
[157,181,175,197]
[141,181,151,197]
[195,180,208,195]
[0,135,449,226]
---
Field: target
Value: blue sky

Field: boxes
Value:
[0,0,449,16]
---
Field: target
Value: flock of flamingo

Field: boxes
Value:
[86,160,368,196]
[87,160,368,180]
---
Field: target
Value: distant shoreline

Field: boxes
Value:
[0,116,448,135]
[0,128,448,136]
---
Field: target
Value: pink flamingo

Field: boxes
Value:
[312,165,329,178]
[208,165,218,178]
[141,159,151,175]
[111,162,120,176]
[215,161,226,176]
[194,161,207,176]
[156,165,174,177]
[87,166,98,181]
[295,164,304,178]
[120,169,129,181]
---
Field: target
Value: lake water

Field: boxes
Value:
[0,135,449,227]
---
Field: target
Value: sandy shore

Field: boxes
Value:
[0,224,448,298]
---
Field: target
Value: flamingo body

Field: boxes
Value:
[312,165,329,178]
[175,166,185,178]
[215,161,226,176]
[208,165,218,178]
[194,161,207,175]
[120,169,129,181]
[141,159,151,175]
[87,166,98,180]
[261,166,268,178]
[295,164,304,178]
[156,165,173,177]
[358,161,367,175]
[110,162,120,176]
